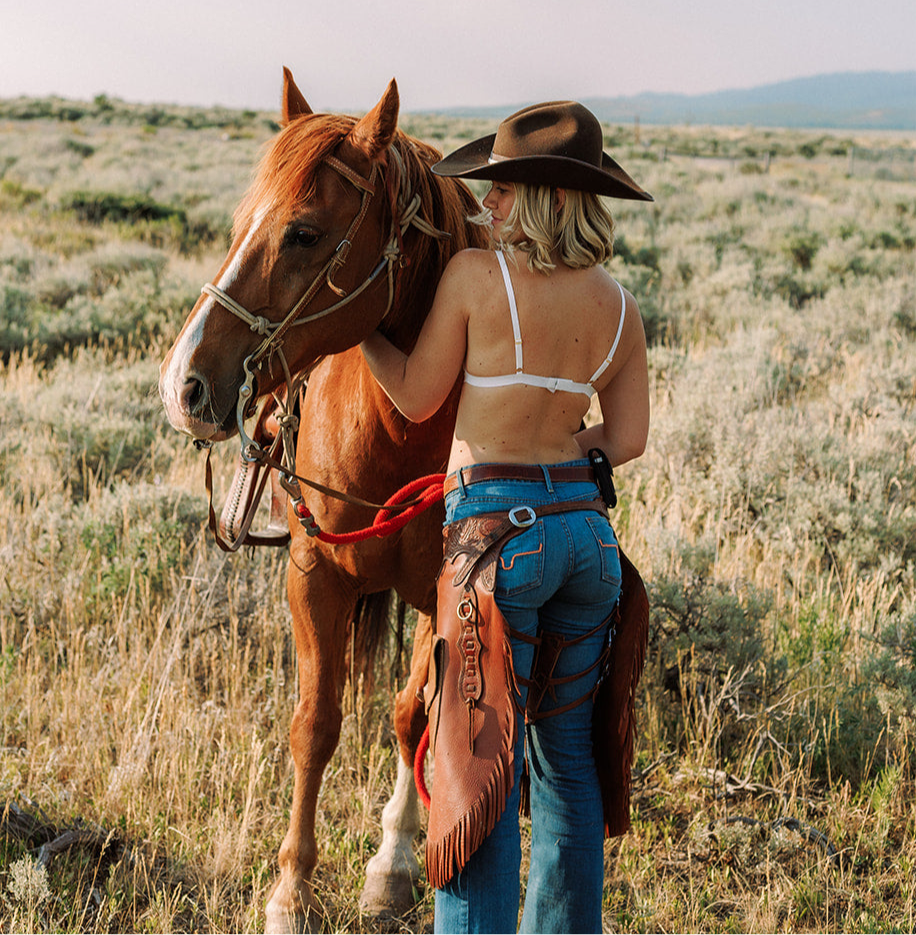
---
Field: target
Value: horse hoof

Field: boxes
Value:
[359,870,419,919]
[264,903,311,935]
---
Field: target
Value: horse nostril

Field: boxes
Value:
[180,376,207,416]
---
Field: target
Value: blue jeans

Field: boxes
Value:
[434,460,622,935]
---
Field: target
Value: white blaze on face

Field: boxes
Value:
[160,205,269,411]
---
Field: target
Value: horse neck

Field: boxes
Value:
[335,147,478,460]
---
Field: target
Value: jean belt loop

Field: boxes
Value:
[456,466,468,501]
[539,464,555,494]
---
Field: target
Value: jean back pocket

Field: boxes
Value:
[585,514,621,586]
[496,522,546,595]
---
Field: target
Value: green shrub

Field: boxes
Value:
[613,233,662,272]
[648,539,776,691]
[862,608,916,756]
[778,597,849,670]
[0,179,42,208]
[892,290,916,336]
[64,138,95,159]
[63,191,183,225]
[770,271,827,309]
[57,192,222,253]
[0,353,175,499]
[0,246,198,359]
[784,231,824,271]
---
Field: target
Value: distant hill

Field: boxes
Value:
[434,71,916,131]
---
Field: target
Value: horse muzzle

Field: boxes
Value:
[159,368,243,442]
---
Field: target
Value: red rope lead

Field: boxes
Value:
[294,473,446,544]
[415,724,431,809]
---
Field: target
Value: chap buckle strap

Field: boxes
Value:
[510,608,617,723]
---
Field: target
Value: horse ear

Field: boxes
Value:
[281,67,313,125]
[349,79,399,158]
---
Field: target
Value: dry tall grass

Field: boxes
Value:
[1,98,914,932]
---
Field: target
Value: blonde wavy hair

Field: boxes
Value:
[473,183,615,274]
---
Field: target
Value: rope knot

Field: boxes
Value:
[252,316,272,335]
[275,412,299,433]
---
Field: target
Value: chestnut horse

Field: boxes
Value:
[159,69,486,931]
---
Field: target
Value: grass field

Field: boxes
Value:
[1,93,915,933]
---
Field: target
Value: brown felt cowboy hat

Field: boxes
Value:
[432,101,653,201]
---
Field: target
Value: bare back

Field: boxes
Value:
[449,248,643,471]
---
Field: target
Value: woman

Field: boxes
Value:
[361,101,652,934]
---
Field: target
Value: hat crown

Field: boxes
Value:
[491,101,603,168]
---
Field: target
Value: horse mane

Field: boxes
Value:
[382,130,487,343]
[239,113,355,224]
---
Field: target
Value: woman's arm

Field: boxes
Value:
[360,252,474,422]
[575,295,650,467]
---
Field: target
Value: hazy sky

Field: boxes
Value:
[2,0,914,113]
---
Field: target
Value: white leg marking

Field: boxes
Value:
[360,754,422,916]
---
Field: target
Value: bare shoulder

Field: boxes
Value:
[586,266,645,377]
[620,282,641,316]
[590,264,641,316]
[443,247,499,278]
[438,248,499,301]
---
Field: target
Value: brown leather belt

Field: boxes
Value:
[443,463,596,497]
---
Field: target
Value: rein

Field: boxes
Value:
[198,144,451,550]
[204,442,446,551]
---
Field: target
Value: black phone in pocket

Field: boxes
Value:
[588,448,617,509]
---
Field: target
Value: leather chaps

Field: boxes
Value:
[423,499,648,889]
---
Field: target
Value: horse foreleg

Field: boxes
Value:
[265,557,351,935]
[359,610,432,918]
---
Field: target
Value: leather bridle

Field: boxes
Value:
[196,144,450,541]
[200,147,446,457]
[203,157,386,378]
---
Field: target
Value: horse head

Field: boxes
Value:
[159,69,438,442]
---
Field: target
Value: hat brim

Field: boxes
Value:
[432,132,653,202]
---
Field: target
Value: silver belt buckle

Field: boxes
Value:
[508,505,537,528]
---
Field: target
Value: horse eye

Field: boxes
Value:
[293,229,320,248]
